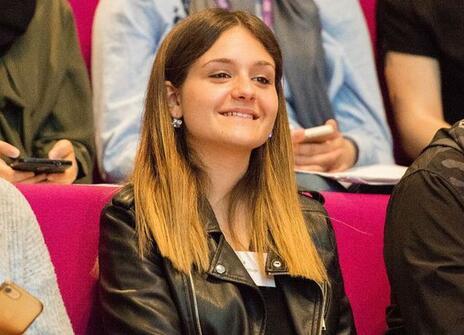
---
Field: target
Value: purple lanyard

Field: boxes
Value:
[214,0,273,28]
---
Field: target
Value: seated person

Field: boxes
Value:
[92,0,393,184]
[0,0,94,184]
[377,0,464,160]
[384,120,464,333]
[99,9,355,334]
[0,178,73,334]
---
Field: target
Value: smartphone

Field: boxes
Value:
[0,281,43,335]
[303,124,335,140]
[10,158,72,174]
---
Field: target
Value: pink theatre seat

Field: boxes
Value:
[17,185,390,335]
[16,184,117,335]
[325,192,390,334]
[68,0,99,69]
[359,0,377,45]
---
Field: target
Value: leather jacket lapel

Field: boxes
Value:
[207,235,256,287]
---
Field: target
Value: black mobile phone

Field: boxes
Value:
[10,158,72,174]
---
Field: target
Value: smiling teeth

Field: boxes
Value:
[223,112,253,119]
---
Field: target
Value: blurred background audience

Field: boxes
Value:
[0,0,94,184]
[378,0,464,160]
[92,0,393,188]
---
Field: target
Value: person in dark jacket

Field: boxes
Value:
[384,120,464,334]
[99,9,356,334]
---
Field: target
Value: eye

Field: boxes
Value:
[254,76,272,85]
[209,72,231,80]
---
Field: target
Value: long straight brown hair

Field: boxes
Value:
[132,9,327,283]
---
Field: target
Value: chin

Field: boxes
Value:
[224,136,268,151]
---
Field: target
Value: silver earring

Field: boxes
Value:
[268,131,273,139]
[172,117,183,128]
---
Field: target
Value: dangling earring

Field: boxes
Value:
[172,117,183,128]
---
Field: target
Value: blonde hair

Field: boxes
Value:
[132,9,327,283]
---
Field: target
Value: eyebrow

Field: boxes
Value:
[201,58,275,69]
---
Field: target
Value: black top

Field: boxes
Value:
[377,0,464,125]
[260,285,296,335]
[384,121,464,334]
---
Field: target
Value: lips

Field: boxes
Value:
[219,108,258,120]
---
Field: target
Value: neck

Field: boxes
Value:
[200,147,250,207]
[193,144,252,250]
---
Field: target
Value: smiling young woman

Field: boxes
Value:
[99,8,355,335]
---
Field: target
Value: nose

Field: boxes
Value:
[231,76,256,101]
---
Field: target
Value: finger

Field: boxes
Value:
[294,165,325,172]
[0,161,35,182]
[290,128,306,144]
[294,149,344,171]
[0,141,20,158]
[325,119,339,131]
[314,119,340,141]
[16,174,48,184]
[45,171,65,183]
[48,140,73,159]
[46,164,77,184]
[294,140,337,157]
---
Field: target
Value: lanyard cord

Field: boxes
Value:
[214,0,273,28]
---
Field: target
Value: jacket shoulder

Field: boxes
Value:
[298,191,335,254]
[298,191,326,214]
[111,184,135,210]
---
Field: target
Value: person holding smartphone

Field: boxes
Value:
[93,0,393,188]
[0,177,73,334]
[0,0,94,184]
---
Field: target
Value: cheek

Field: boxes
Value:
[264,93,279,123]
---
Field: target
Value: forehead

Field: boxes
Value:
[196,26,275,66]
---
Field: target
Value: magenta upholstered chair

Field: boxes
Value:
[16,184,117,335]
[324,192,390,334]
[68,0,99,70]
[359,0,377,45]
[17,185,390,335]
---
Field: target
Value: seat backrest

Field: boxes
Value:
[17,184,117,335]
[324,191,390,334]
[68,0,99,69]
[359,0,377,46]
[18,185,390,335]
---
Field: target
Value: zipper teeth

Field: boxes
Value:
[316,281,328,335]
[188,272,203,335]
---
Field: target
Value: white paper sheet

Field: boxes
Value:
[295,164,408,185]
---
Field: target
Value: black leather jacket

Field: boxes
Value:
[99,185,356,335]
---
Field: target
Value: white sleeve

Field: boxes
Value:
[92,0,185,182]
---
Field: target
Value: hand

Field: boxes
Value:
[291,119,357,172]
[0,141,47,184]
[46,139,78,184]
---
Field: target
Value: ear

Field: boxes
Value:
[165,81,182,118]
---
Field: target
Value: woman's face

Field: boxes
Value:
[167,26,278,156]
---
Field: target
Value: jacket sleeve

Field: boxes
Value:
[384,170,464,333]
[34,0,94,183]
[300,195,356,334]
[99,198,183,334]
[323,214,357,335]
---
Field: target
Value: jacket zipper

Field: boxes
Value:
[316,281,329,335]
[188,272,203,335]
